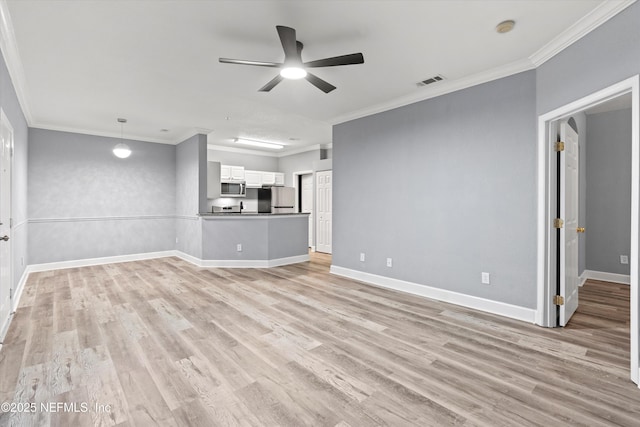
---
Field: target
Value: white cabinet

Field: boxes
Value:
[220,165,231,181]
[220,165,283,187]
[220,165,244,181]
[207,162,221,199]
[244,170,262,188]
[231,166,245,181]
[261,172,276,186]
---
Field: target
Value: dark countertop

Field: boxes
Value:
[199,212,309,217]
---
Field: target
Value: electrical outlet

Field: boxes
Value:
[360,253,365,262]
[621,255,629,265]
[237,244,242,252]
[481,272,490,285]
[386,258,393,267]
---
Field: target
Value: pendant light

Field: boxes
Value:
[113,118,131,158]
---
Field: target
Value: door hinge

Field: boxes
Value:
[553,295,564,306]
[553,218,564,229]
[9,288,12,300]
[555,141,565,152]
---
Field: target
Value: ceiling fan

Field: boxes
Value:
[219,25,364,93]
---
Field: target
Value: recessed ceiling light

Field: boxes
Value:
[235,138,284,150]
[496,20,515,34]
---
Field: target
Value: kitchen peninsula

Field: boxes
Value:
[196,212,310,267]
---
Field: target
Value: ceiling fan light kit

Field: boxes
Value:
[219,25,364,93]
[280,67,307,80]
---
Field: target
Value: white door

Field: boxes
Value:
[559,121,580,326]
[301,174,313,247]
[316,170,332,254]
[0,111,13,328]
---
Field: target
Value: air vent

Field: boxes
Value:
[416,75,445,87]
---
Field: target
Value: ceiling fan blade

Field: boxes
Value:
[259,75,284,92]
[305,72,336,93]
[304,53,364,68]
[219,58,281,67]
[276,25,299,61]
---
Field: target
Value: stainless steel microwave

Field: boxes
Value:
[220,181,246,197]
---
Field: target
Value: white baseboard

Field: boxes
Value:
[28,250,178,273]
[580,269,630,285]
[330,265,536,323]
[174,251,309,268]
[11,267,30,313]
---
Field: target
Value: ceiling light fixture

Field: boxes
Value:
[280,67,307,80]
[496,19,515,34]
[113,118,131,159]
[235,138,284,150]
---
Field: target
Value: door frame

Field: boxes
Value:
[0,109,14,342]
[535,75,639,385]
[292,170,314,249]
[315,169,332,254]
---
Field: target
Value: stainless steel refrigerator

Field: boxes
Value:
[258,187,295,213]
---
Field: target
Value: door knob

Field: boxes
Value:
[0,235,8,241]
[577,227,586,233]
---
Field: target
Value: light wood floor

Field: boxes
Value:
[0,253,638,426]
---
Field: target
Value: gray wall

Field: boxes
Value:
[176,134,207,258]
[208,149,278,172]
[278,149,321,187]
[0,48,28,292]
[202,216,308,260]
[333,70,537,308]
[585,109,632,275]
[536,2,640,115]
[28,129,176,263]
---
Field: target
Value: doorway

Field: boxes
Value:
[536,75,639,385]
[0,110,14,338]
[297,172,314,248]
[316,170,332,254]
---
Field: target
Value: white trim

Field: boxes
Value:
[0,310,12,347]
[174,251,309,268]
[536,75,640,385]
[11,265,28,313]
[329,59,535,125]
[208,143,281,157]
[581,270,630,285]
[330,266,536,324]
[28,214,175,224]
[529,1,636,66]
[28,250,177,273]
[0,0,33,124]
[208,143,328,158]
[30,125,177,145]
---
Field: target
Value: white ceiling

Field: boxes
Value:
[1,0,634,154]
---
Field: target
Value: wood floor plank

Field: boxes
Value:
[0,255,639,426]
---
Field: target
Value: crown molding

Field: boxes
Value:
[0,0,33,124]
[330,58,536,126]
[207,143,281,157]
[30,124,176,145]
[529,0,636,66]
[208,142,328,158]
